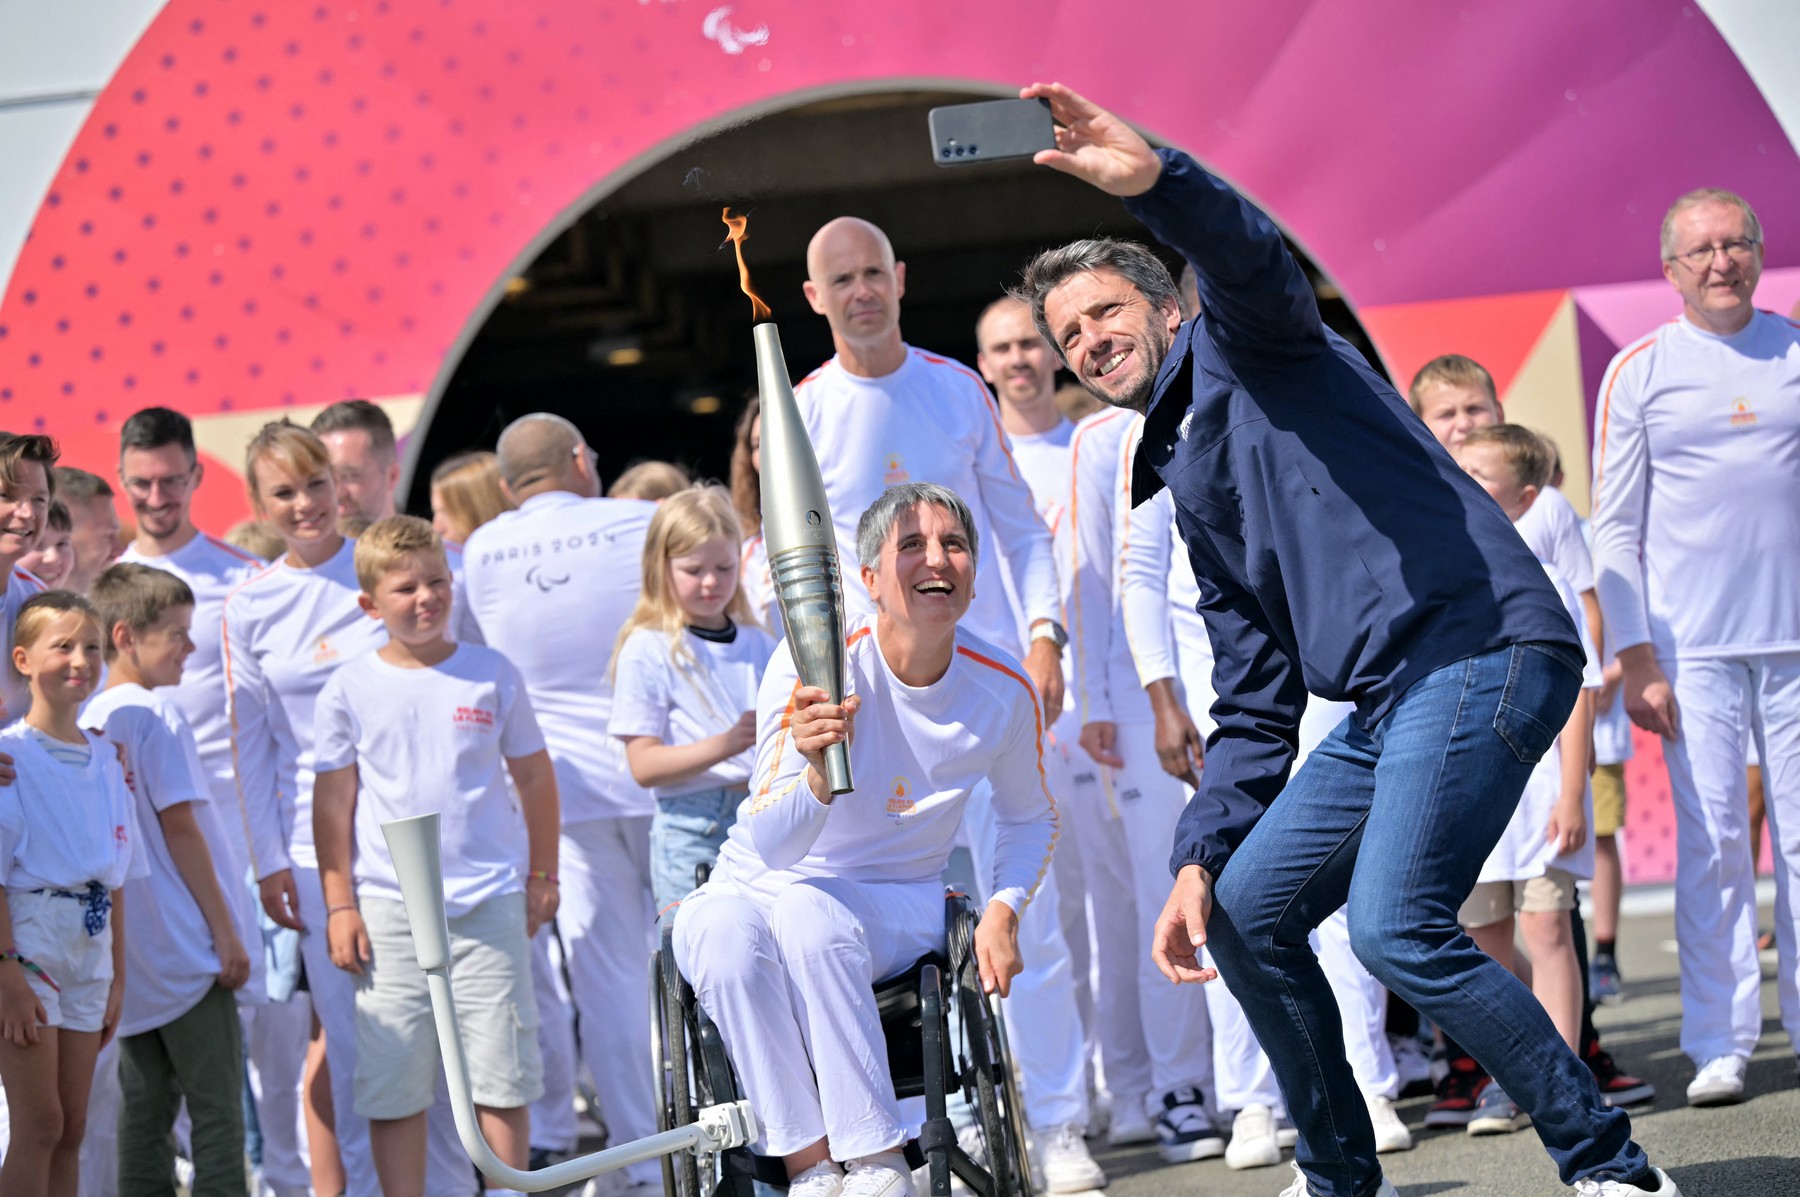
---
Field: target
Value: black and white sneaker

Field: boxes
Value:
[1154,1087,1224,1163]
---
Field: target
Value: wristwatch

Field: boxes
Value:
[1030,620,1069,650]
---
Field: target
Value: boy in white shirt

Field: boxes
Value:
[673,483,1057,1197]
[86,562,253,1196]
[312,517,562,1197]
[1454,426,1601,1135]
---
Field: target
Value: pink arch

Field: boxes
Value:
[1,0,1794,527]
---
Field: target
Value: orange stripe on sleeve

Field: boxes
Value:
[1591,336,1657,503]
[954,644,1060,906]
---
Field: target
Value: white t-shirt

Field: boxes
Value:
[85,684,259,1031]
[314,644,545,917]
[445,541,486,646]
[1591,310,1800,659]
[793,348,1059,656]
[1006,419,1078,715]
[1478,565,1603,884]
[717,617,1058,916]
[1515,486,1593,596]
[118,533,267,789]
[609,622,778,799]
[461,491,655,824]
[0,569,46,727]
[0,721,146,892]
[1066,409,1143,728]
[222,540,387,876]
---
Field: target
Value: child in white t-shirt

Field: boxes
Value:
[1453,426,1600,1135]
[608,486,776,916]
[86,563,254,1195]
[312,516,559,1197]
[0,591,146,1191]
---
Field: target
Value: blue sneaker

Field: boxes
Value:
[1155,1087,1224,1163]
[1467,1083,1531,1136]
[1589,954,1624,1005]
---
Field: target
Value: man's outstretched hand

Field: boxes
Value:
[1021,82,1163,198]
[1151,864,1219,985]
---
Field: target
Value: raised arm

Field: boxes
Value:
[743,646,845,871]
[1024,81,1325,357]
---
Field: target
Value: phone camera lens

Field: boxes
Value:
[954,147,965,157]
[941,148,951,158]
[969,144,979,154]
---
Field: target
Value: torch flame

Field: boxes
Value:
[722,208,773,323]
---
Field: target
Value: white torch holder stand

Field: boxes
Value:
[382,813,757,1192]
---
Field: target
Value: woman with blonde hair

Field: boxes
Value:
[607,485,776,917]
[428,451,513,546]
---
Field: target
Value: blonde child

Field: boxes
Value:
[608,486,776,916]
[1453,425,1600,1136]
[0,591,146,1197]
[313,516,559,1197]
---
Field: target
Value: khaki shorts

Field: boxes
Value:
[8,889,114,1033]
[1591,764,1626,837]
[1459,868,1577,929]
[353,892,542,1119]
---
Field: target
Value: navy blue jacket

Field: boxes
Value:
[1122,150,1581,882]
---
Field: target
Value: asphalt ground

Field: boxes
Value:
[1090,906,1799,1197]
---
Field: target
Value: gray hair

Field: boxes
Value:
[855,482,979,570]
[1661,188,1763,260]
[1012,237,1180,359]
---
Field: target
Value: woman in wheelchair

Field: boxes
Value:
[671,482,1058,1197]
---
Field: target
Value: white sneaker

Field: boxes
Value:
[790,1160,847,1197]
[1685,1055,1747,1107]
[843,1151,917,1197]
[1038,1123,1107,1192]
[1366,1094,1413,1154]
[1225,1103,1283,1170]
[1390,1033,1432,1092]
[1574,1166,1684,1196]
[1105,1098,1155,1146]
[1274,1161,1399,1197]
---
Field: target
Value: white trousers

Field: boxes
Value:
[1661,652,1800,1063]
[556,816,660,1185]
[1053,712,1154,1109]
[965,782,1090,1130]
[244,993,313,1192]
[1111,717,1215,1109]
[1044,719,1098,1094]
[673,875,944,1159]
[527,926,581,1153]
[294,864,473,1197]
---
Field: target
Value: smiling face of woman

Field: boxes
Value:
[862,501,977,632]
[251,454,340,551]
[0,459,50,569]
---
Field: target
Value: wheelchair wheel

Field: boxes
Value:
[953,947,1034,1197]
[653,933,704,1197]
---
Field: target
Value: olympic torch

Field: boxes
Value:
[726,209,854,794]
[382,814,756,1191]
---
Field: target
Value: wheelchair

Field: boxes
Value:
[650,888,1034,1197]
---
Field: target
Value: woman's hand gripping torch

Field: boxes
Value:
[380,813,756,1191]
[754,322,855,795]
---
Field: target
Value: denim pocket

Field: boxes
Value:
[1492,643,1578,765]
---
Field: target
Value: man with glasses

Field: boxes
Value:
[1592,188,1800,1107]
[114,406,319,1197]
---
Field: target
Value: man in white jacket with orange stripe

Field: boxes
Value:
[1591,187,1800,1106]
[673,483,1058,1197]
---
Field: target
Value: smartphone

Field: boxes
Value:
[927,97,1055,167]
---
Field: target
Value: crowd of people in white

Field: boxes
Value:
[0,165,1790,1197]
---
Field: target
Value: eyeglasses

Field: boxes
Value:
[1667,238,1760,271]
[119,468,197,500]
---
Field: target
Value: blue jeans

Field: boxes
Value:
[1205,643,1647,1197]
[651,787,745,917]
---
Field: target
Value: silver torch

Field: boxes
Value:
[381,813,756,1191]
[755,320,854,795]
